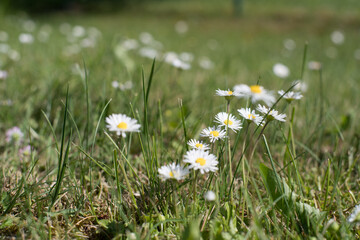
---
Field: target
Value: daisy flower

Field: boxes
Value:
[233,84,275,106]
[348,204,360,224]
[214,112,242,132]
[158,163,189,181]
[257,105,286,122]
[187,139,210,150]
[278,90,303,102]
[183,149,218,174]
[6,126,24,145]
[105,113,141,137]
[215,89,241,101]
[200,126,226,142]
[238,108,263,126]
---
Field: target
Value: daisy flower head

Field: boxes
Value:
[215,89,241,101]
[214,112,242,132]
[183,149,218,174]
[233,84,275,106]
[348,204,360,224]
[187,139,210,150]
[6,126,24,145]
[105,113,141,137]
[257,105,286,122]
[238,108,264,126]
[158,163,189,181]
[278,90,303,102]
[200,126,226,143]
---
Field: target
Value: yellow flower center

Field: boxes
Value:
[169,171,174,177]
[250,85,262,94]
[196,158,206,166]
[117,122,128,130]
[224,120,233,125]
[227,91,233,95]
[248,114,255,119]
[210,131,219,137]
[195,143,203,149]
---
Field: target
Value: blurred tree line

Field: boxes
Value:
[1,0,140,13]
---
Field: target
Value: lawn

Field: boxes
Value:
[0,0,360,239]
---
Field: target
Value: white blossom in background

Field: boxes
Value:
[6,127,24,145]
[139,32,153,45]
[88,27,102,39]
[63,44,81,56]
[139,47,159,59]
[19,145,32,159]
[121,39,139,50]
[292,80,308,92]
[204,191,216,201]
[0,31,8,42]
[273,63,290,78]
[164,52,178,64]
[0,70,8,80]
[331,30,345,45]
[72,25,86,38]
[59,23,71,35]
[179,52,194,62]
[199,57,214,69]
[8,50,21,61]
[19,33,34,44]
[80,38,96,48]
[22,20,36,32]
[175,20,188,34]
[119,81,133,91]
[0,43,10,53]
[38,31,50,42]
[308,61,322,70]
[172,58,191,70]
[112,81,120,89]
[283,38,296,51]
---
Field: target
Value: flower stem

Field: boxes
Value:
[226,100,234,205]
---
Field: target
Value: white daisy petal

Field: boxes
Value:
[278,90,303,102]
[214,112,242,132]
[200,126,226,143]
[233,84,275,106]
[158,163,189,181]
[183,149,218,174]
[238,108,264,126]
[187,139,210,150]
[256,104,286,122]
[348,204,360,224]
[105,113,141,137]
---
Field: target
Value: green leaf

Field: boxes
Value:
[259,163,326,234]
